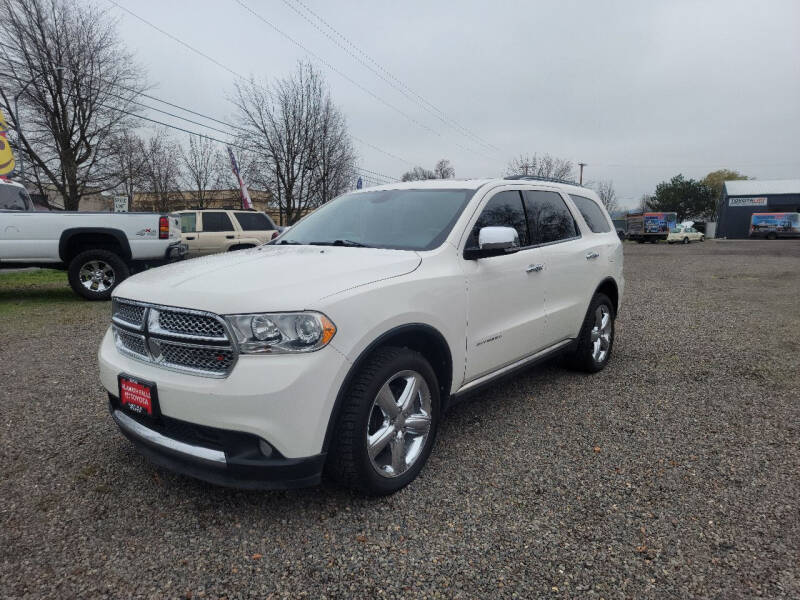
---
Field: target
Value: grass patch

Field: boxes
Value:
[0,268,83,316]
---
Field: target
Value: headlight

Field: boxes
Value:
[225,311,336,354]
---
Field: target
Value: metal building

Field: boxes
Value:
[715,179,800,239]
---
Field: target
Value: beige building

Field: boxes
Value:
[35,187,294,226]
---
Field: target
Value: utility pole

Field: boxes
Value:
[578,162,587,185]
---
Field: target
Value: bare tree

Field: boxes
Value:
[591,179,619,214]
[142,131,183,212]
[401,166,436,182]
[401,158,454,182]
[108,130,147,211]
[505,153,575,181]
[233,62,356,224]
[434,158,455,179]
[637,193,653,212]
[0,0,147,210]
[181,135,224,209]
[310,96,357,205]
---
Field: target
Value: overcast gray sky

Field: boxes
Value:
[110,0,800,206]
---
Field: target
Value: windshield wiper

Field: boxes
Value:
[309,239,370,248]
[276,239,302,245]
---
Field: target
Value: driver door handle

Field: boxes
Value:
[526,264,544,273]
[585,251,600,260]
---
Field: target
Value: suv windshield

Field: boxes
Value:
[0,183,31,211]
[278,188,475,251]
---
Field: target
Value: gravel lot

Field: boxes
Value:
[1,240,799,599]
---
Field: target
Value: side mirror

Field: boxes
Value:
[464,226,520,259]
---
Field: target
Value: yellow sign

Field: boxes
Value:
[0,109,15,175]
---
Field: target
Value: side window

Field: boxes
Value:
[524,190,578,244]
[569,194,611,233]
[180,212,197,233]
[235,212,275,231]
[0,186,29,211]
[466,190,528,248]
[201,212,234,232]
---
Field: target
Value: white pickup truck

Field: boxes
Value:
[0,179,186,300]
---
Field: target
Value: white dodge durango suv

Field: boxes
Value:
[98,177,623,494]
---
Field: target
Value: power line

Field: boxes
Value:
[0,47,400,182]
[99,4,422,168]
[283,0,502,155]
[229,0,496,161]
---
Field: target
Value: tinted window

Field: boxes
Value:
[466,190,528,248]
[280,189,474,251]
[570,194,610,233]
[524,191,578,243]
[201,212,233,232]
[235,212,275,231]
[0,185,30,211]
[180,212,196,233]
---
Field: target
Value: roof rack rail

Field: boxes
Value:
[504,174,583,186]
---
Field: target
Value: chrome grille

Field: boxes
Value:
[158,310,226,339]
[111,299,237,378]
[114,327,147,358]
[112,299,146,329]
[160,342,235,374]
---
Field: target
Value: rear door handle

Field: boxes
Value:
[185,236,195,240]
[226,235,235,239]
[526,264,544,273]
[585,251,600,260]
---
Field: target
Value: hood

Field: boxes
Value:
[113,245,421,313]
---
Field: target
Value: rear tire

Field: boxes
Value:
[565,293,616,373]
[682,237,689,244]
[766,232,777,240]
[326,346,440,495]
[67,249,129,301]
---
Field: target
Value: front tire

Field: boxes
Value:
[67,249,129,301]
[326,347,440,495]
[566,293,616,373]
[682,237,689,244]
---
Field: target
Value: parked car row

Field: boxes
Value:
[0,179,185,300]
[0,178,286,299]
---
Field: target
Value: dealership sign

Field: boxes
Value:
[729,196,768,207]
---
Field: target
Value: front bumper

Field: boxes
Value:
[98,328,352,463]
[109,397,325,489]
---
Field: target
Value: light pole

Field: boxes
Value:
[578,162,587,185]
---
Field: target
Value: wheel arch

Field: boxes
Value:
[594,277,619,315]
[322,323,453,453]
[59,228,132,263]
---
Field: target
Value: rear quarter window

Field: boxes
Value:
[235,212,276,231]
[570,195,611,233]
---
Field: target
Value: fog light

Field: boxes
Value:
[259,439,273,458]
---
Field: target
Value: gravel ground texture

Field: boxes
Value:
[1,241,799,599]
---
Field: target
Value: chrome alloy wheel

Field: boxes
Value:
[78,260,115,292]
[590,305,612,363]
[367,370,432,478]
